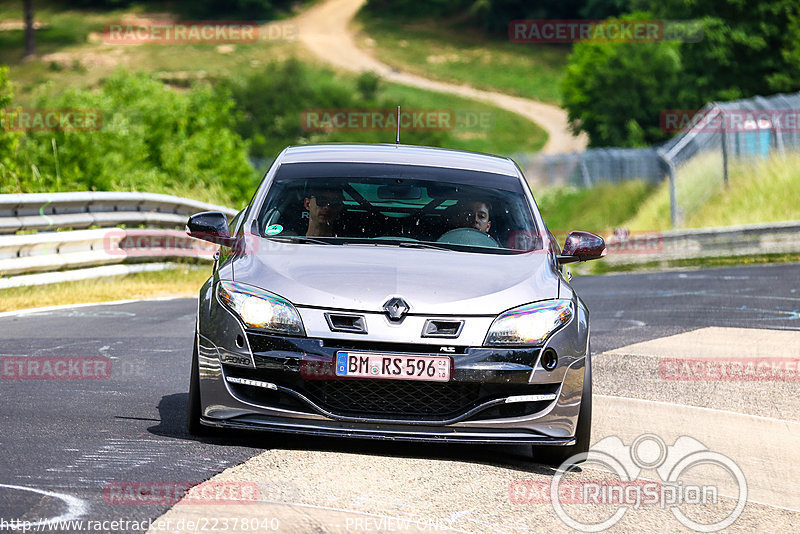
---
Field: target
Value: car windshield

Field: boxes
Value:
[255,162,542,254]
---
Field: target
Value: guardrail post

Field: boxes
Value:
[657,151,679,229]
[667,161,678,228]
[720,111,729,188]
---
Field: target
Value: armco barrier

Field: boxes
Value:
[0,191,237,234]
[0,192,238,284]
[604,220,800,265]
[0,228,221,276]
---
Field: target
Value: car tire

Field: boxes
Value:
[187,332,214,436]
[533,350,592,467]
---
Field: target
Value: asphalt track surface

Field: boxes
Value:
[1,262,798,532]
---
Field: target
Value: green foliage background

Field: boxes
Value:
[561,0,800,146]
[1,70,255,207]
[365,0,800,148]
[222,59,447,161]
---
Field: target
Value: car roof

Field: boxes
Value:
[280,143,521,177]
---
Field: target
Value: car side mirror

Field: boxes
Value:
[186,211,232,246]
[557,231,606,264]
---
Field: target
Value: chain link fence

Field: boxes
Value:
[516,91,800,227]
[515,146,664,188]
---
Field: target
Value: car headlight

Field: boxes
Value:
[485,299,573,346]
[217,281,305,336]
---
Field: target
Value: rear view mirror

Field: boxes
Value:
[377,184,422,200]
[186,211,232,246]
[557,231,606,264]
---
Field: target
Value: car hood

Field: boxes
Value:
[232,242,560,316]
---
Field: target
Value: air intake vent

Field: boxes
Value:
[422,319,464,338]
[325,313,367,334]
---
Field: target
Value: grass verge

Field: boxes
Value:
[355,12,567,104]
[535,180,656,235]
[378,81,547,154]
[0,266,210,312]
[626,152,800,230]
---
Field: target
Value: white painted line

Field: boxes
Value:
[0,483,87,527]
[605,326,800,359]
[595,394,799,425]
[0,296,193,318]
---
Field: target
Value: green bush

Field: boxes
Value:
[222,59,447,161]
[0,66,23,184]
[560,13,686,148]
[3,71,256,207]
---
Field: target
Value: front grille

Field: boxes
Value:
[304,379,480,418]
[223,364,559,422]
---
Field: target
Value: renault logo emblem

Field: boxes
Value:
[383,297,410,321]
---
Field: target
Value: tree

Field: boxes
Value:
[560,14,686,147]
[23,0,34,58]
[647,0,800,102]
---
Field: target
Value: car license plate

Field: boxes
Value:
[335,352,451,382]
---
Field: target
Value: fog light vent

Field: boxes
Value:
[325,313,367,334]
[541,348,558,371]
[422,319,464,338]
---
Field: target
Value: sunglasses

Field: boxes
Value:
[313,196,344,209]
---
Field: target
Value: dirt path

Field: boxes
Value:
[294,0,587,154]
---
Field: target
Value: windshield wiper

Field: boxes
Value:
[264,235,336,245]
[396,241,451,251]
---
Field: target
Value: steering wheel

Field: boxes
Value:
[436,227,500,248]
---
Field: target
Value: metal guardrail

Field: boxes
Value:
[0,228,218,276]
[0,191,237,234]
[603,220,800,265]
[0,192,237,284]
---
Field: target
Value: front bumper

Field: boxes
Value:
[196,333,589,445]
[195,276,590,445]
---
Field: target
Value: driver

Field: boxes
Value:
[451,200,491,234]
[304,186,345,237]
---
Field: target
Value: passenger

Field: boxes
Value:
[304,186,345,237]
[451,200,492,234]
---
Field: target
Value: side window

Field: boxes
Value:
[228,208,245,236]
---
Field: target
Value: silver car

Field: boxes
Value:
[186,143,605,464]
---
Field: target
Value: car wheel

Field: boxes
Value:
[534,350,592,467]
[187,331,213,436]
